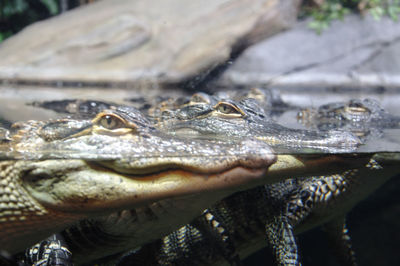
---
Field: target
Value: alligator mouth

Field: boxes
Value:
[89,158,269,176]
[60,162,270,212]
[116,166,268,184]
[22,159,270,215]
[90,147,277,175]
[118,165,269,197]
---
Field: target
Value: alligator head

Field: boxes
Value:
[155,94,361,153]
[297,98,400,139]
[0,106,276,254]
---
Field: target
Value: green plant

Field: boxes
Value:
[302,0,400,34]
[0,0,59,42]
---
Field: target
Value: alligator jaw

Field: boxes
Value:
[54,166,271,264]
[22,160,271,213]
[0,158,271,254]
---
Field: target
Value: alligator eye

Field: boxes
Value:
[345,105,370,115]
[92,111,138,135]
[191,93,210,104]
[214,102,245,117]
[341,101,371,122]
[93,112,126,130]
[98,115,125,129]
[218,104,234,114]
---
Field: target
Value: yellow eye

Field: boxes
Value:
[92,111,138,135]
[218,104,234,114]
[95,114,126,130]
[345,106,369,115]
[100,115,119,129]
[214,102,244,117]
[191,93,210,104]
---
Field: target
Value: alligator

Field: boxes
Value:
[26,87,291,123]
[102,96,398,266]
[134,96,397,266]
[17,94,374,265]
[106,96,398,266]
[154,95,361,153]
[142,87,292,124]
[21,152,365,263]
[19,158,394,266]
[0,105,280,256]
[29,99,117,119]
[116,153,398,266]
[297,98,400,139]
[213,87,292,117]
[9,113,364,265]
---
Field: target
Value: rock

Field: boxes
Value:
[218,14,400,89]
[0,0,300,88]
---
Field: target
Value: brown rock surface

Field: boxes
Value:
[0,0,300,88]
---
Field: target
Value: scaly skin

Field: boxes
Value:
[38,153,368,265]
[0,106,278,255]
[110,96,397,265]
[30,99,115,119]
[111,96,398,266]
[16,98,369,265]
[27,92,361,153]
[145,87,291,121]
[297,98,400,139]
[214,87,292,117]
[117,153,398,266]
[154,95,361,153]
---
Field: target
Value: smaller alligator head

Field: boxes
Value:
[155,95,361,153]
[297,98,400,139]
[214,87,291,116]
[30,99,116,119]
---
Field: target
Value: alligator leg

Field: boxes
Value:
[22,233,72,266]
[265,215,300,266]
[192,208,242,266]
[322,216,357,266]
[21,205,243,266]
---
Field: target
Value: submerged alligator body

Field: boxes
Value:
[19,154,396,266]
[118,153,398,266]
[108,95,398,266]
[0,106,279,256]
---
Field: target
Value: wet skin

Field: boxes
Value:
[297,98,400,140]
[24,92,361,153]
[0,106,277,254]
[15,96,373,264]
[154,95,361,153]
